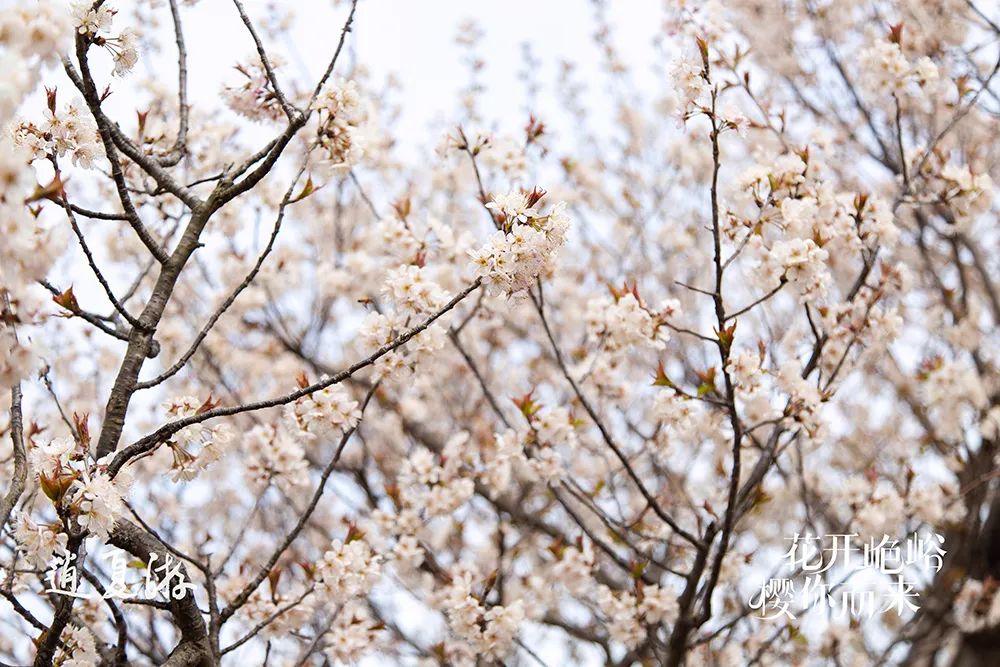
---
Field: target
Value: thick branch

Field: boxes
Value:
[0,385,26,533]
[107,519,212,665]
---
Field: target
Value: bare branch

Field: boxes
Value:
[232,0,297,121]
[136,162,309,390]
[0,385,26,534]
[155,0,190,167]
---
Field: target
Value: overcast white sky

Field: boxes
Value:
[169,0,666,157]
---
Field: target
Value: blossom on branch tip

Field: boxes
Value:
[470,190,569,295]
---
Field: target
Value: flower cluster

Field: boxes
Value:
[285,383,361,440]
[0,1,70,72]
[585,288,672,352]
[54,626,99,667]
[650,391,705,458]
[767,237,829,300]
[223,57,287,122]
[775,360,826,441]
[227,573,316,642]
[857,39,940,100]
[0,329,36,389]
[70,1,115,35]
[28,435,76,480]
[0,52,66,388]
[469,189,570,295]
[315,537,382,604]
[484,398,579,493]
[596,587,645,648]
[104,27,139,77]
[164,396,235,481]
[70,2,139,76]
[731,150,899,303]
[13,514,67,569]
[394,444,476,518]
[481,134,529,180]
[358,311,447,382]
[480,427,560,493]
[914,159,995,232]
[381,264,447,315]
[670,48,710,116]
[917,357,988,441]
[323,600,383,663]
[441,572,526,660]
[937,165,994,229]
[549,542,595,595]
[72,468,129,539]
[18,426,132,541]
[726,349,765,394]
[243,423,309,492]
[954,579,1000,634]
[391,534,424,569]
[313,78,373,170]
[14,95,102,168]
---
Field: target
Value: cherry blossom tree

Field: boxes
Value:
[1,0,999,665]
